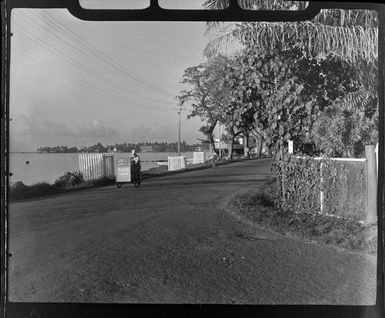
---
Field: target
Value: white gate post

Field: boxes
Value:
[320,161,324,213]
[365,145,377,224]
[288,140,293,154]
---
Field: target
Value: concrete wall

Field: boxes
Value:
[168,156,186,171]
[192,152,206,164]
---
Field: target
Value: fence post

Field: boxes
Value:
[365,145,377,224]
[288,140,293,154]
[320,161,324,214]
[375,142,378,178]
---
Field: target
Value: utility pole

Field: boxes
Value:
[177,104,181,156]
[218,122,222,158]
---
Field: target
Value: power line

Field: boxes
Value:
[75,25,203,51]
[12,47,172,111]
[19,13,175,105]
[87,38,202,62]
[13,22,175,110]
[32,11,175,98]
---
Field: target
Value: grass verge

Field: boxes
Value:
[227,182,377,255]
[9,176,115,201]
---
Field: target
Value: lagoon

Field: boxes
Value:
[9,152,193,185]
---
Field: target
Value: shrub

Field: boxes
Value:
[273,154,366,221]
[9,173,114,202]
[10,181,30,200]
[54,171,84,189]
[9,181,61,200]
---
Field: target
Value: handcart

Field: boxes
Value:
[116,158,131,188]
[116,157,142,188]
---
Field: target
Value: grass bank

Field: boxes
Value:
[9,175,115,202]
[226,182,377,255]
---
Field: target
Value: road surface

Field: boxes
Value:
[8,159,376,304]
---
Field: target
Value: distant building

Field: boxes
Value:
[214,139,228,150]
[140,145,153,152]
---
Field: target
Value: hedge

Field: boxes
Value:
[273,155,366,221]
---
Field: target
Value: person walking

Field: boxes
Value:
[130,149,142,183]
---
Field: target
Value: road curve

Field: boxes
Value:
[8,159,376,304]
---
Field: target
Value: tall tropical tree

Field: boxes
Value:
[177,55,234,152]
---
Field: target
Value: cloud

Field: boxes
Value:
[125,124,202,144]
[11,115,119,138]
[77,120,120,139]
[10,115,121,151]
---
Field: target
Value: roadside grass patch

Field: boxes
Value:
[227,184,377,255]
[9,172,115,201]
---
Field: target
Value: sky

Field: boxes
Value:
[9,0,213,152]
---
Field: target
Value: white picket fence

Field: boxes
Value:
[79,153,114,181]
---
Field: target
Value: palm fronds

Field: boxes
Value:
[204,20,378,64]
[203,0,378,64]
[338,87,378,123]
[203,0,308,11]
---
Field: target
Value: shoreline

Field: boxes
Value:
[9,157,265,202]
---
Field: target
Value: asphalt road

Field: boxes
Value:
[8,158,376,304]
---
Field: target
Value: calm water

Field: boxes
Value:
[9,152,193,185]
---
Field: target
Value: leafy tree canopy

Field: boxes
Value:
[225,44,364,155]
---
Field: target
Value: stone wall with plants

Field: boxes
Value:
[273,155,366,221]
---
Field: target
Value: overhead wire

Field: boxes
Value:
[11,46,172,111]
[74,25,203,51]
[18,13,175,105]
[34,11,176,98]
[86,38,202,62]
[12,25,175,111]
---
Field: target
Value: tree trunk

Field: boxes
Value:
[209,136,216,157]
[206,122,217,157]
[244,133,250,158]
[227,135,234,160]
[257,136,263,158]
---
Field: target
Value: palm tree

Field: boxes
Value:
[203,0,378,65]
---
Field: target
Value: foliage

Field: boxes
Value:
[54,171,84,189]
[177,55,234,150]
[273,155,366,221]
[225,45,362,155]
[216,57,261,158]
[311,102,378,157]
[37,145,79,153]
[204,0,378,64]
[9,181,61,200]
[10,181,30,199]
[273,155,322,212]
[9,172,115,201]
[203,2,378,157]
[321,160,366,220]
[39,141,206,154]
[228,184,376,255]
